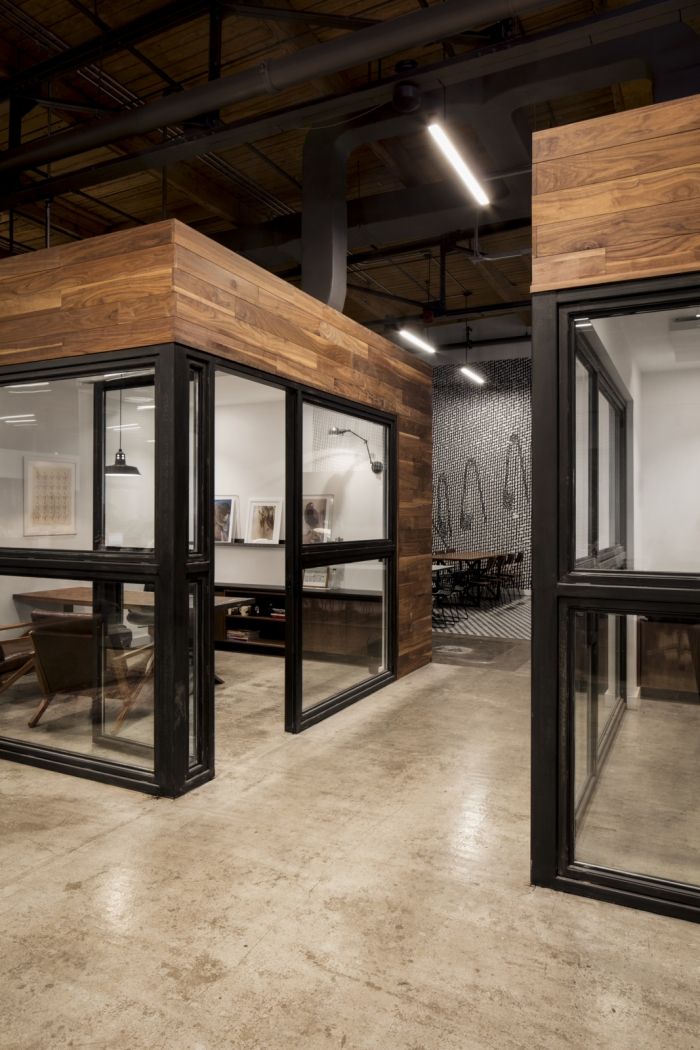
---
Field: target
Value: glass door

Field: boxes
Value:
[287,392,396,731]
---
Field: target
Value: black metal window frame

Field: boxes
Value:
[0,344,209,798]
[206,353,398,737]
[532,272,700,924]
[572,338,627,571]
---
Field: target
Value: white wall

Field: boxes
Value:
[214,379,286,587]
[638,368,700,573]
[213,375,385,593]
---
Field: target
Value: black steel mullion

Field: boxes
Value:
[531,291,561,886]
[285,387,303,733]
[154,349,190,796]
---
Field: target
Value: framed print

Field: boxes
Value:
[303,567,329,589]
[214,495,239,543]
[245,498,283,544]
[23,457,77,536]
[302,494,333,544]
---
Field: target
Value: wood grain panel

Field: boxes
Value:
[531,92,700,293]
[0,219,432,679]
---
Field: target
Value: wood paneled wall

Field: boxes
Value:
[0,219,432,676]
[531,93,700,293]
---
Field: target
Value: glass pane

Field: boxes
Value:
[214,371,285,588]
[598,394,611,550]
[188,582,199,768]
[0,575,155,769]
[302,559,388,711]
[104,380,155,549]
[188,372,199,553]
[0,368,154,552]
[575,305,700,572]
[302,403,387,543]
[571,610,699,887]
[574,360,590,562]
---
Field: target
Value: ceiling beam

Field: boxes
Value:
[0,0,550,178]
[0,0,378,102]
[0,1,689,208]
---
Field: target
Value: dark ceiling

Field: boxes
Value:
[1,0,699,359]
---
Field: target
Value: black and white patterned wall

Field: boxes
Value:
[432,359,532,587]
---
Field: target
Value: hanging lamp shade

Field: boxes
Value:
[105,448,141,476]
[105,389,141,476]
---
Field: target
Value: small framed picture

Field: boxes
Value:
[24,457,77,536]
[245,498,283,544]
[302,494,333,544]
[303,567,329,589]
[214,496,239,543]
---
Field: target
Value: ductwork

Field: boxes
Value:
[0,0,546,179]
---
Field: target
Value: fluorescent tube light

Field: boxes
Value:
[106,423,140,431]
[136,403,156,411]
[0,414,35,421]
[6,381,50,390]
[574,319,593,329]
[460,366,486,385]
[398,328,436,354]
[428,123,489,207]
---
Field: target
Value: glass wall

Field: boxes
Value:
[302,403,387,543]
[569,608,699,887]
[574,305,700,573]
[0,575,155,768]
[533,283,700,922]
[301,559,388,712]
[0,368,155,552]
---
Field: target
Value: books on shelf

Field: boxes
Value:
[226,628,261,641]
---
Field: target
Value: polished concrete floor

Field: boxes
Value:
[1,639,699,1049]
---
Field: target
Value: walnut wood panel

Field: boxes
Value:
[0,219,432,678]
[531,92,700,293]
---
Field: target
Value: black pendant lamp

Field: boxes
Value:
[105,388,141,477]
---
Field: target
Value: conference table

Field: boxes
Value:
[13,586,233,683]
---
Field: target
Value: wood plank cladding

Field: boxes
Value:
[531,93,700,292]
[0,219,432,678]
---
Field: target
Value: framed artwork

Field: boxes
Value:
[23,457,77,536]
[302,494,333,544]
[303,567,329,589]
[245,498,283,544]
[214,495,239,543]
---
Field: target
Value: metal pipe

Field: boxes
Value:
[0,0,541,179]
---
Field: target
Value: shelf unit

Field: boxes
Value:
[214,584,286,655]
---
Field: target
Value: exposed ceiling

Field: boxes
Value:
[1,0,699,362]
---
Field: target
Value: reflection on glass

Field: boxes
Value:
[0,576,155,769]
[576,304,700,572]
[188,583,199,768]
[303,403,387,543]
[302,559,387,711]
[214,370,285,587]
[598,394,611,551]
[0,368,154,551]
[574,361,590,562]
[104,380,155,549]
[189,372,199,553]
[572,610,700,887]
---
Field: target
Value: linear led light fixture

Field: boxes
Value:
[427,123,489,207]
[0,413,35,421]
[574,318,593,329]
[136,403,156,411]
[106,423,139,431]
[6,381,50,391]
[398,328,436,354]
[460,365,486,385]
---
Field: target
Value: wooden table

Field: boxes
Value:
[13,586,230,613]
[434,550,503,566]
